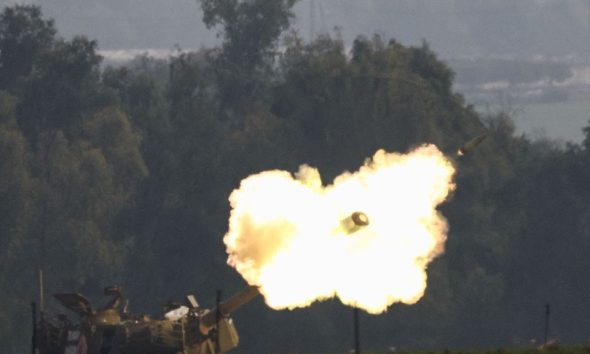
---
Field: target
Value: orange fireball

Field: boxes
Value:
[224,144,455,314]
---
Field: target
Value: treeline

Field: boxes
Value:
[0,3,589,353]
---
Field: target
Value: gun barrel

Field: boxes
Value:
[341,212,370,235]
[200,286,260,328]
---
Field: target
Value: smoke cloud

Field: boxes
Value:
[224,144,455,314]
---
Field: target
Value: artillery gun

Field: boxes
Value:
[33,285,260,354]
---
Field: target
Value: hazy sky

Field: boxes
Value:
[2,0,589,60]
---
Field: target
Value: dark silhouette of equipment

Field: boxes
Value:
[32,285,260,354]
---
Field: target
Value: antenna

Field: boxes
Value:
[309,0,316,40]
[215,289,222,354]
[318,1,327,34]
[38,269,45,320]
[544,303,551,346]
[353,307,361,354]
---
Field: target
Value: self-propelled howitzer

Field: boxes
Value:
[34,285,261,354]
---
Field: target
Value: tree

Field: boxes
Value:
[199,0,298,107]
[0,6,148,350]
[0,5,56,89]
[273,34,476,177]
[17,36,105,145]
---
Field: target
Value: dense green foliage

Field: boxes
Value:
[0,3,589,354]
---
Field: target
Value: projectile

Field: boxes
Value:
[341,211,370,234]
[457,132,489,156]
